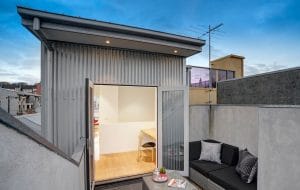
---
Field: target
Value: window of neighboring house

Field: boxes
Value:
[227,70,235,79]
[218,70,227,82]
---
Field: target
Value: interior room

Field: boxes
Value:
[93,85,157,182]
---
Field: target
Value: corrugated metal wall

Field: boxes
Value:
[42,42,185,155]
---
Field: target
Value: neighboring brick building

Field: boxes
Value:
[210,54,244,78]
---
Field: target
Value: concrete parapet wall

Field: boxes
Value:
[210,105,259,155]
[189,105,259,155]
[189,105,210,142]
[0,123,85,190]
[258,106,300,190]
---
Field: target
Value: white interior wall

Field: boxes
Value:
[99,121,156,154]
[94,85,157,155]
[94,85,119,122]
[118,86,156,122]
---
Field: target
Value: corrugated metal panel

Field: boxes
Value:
[43,42,185,155]
[162,90,184,170]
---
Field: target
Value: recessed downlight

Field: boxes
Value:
[105,40,110,44]
[174,50,178,53]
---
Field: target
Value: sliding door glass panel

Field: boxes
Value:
[162,90,184,171]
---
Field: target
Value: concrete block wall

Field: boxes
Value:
[217,67,300,105]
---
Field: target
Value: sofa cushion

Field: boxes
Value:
[209,167,257,190]
[236,149,258,183]
[199,141,222,164]
[189,139,220,161]
[221,143,239,166]
[248,161,258,183]
[190,160,229,177]
[189,140,239,165]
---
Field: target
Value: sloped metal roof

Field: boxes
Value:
[17,6,205,57]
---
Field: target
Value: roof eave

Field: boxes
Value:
[17,6,205,57]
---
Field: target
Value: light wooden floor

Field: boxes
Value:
[94,150,156,182]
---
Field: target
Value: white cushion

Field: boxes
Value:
[199,141,222,164]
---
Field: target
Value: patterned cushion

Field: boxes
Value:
[236,149,257,183]
[247,161,258,183]
[199,141,222,164]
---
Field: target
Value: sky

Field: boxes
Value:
[0,0,300,84]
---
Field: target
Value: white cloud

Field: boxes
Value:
[245,62,287,76]
[0,47,40,84]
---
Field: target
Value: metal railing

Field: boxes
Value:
[187,66,235,88]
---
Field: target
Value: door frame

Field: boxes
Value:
[157,86,189,176]
[86,82,189,183]
[85,78,95,190]
[89,83,159,183]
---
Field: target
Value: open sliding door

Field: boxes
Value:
[85,78,95,190]
[157,86,189,176]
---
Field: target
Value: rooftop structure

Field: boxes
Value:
[0,5,298,190]
[17,6,206,187]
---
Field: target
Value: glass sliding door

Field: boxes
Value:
[158,87,188,176]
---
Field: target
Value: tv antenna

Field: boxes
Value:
[201,23,223,67]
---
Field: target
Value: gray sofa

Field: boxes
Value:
[189,140,257,190]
